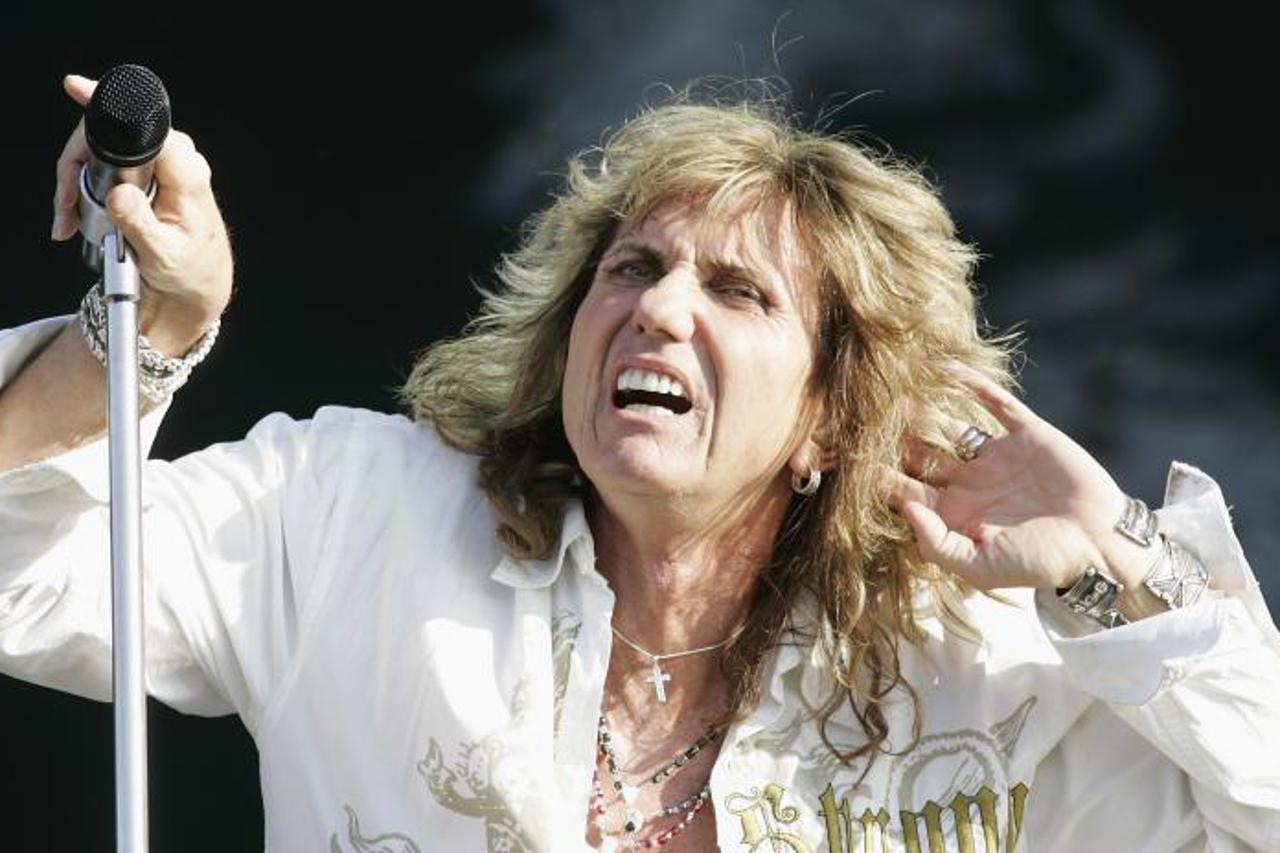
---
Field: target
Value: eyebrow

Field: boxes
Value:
[603,239,779,290]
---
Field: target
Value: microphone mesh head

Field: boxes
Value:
[85,64,171,167]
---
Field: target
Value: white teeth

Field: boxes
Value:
[616,368,687,399]
[628,404,673,417]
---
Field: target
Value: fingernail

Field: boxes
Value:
[50,213,60,239]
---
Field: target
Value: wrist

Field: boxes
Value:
[1092,514,1171,622]
[78,281,221,403]
[1057,493,1211,628]
[1113,573,1171,622]
[138,289,225,358]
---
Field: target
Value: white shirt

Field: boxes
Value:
[2,316,1278,852]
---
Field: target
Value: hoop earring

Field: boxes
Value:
[791,466,821,497]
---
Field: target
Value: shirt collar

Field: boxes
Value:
[743,600,878,742]
[489,499,597,589]
[488,503,857,737]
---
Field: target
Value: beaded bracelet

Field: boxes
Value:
[78,280,221,403]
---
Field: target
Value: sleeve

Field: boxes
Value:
[1030,462,1280,850]
[0,316,361,736]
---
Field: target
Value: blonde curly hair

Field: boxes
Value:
[402,86,1017,770]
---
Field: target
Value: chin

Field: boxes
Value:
[582,444,694,499]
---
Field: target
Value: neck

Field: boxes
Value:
[589,480,793,725]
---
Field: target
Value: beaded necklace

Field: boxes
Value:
[591,713,720,850]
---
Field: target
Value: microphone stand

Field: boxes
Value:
[106,227,148,853]
[72,61,174,853]
[81,165,152,853]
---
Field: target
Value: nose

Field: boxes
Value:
[632,264,697,342]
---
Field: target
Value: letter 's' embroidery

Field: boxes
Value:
[725,784,813,853]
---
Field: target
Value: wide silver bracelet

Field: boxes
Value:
[1057,494,1210,629]
[1115,495,1159,546]
[1142,535,1209,610]
[78,280,220,403]
[1057,565,1130,629]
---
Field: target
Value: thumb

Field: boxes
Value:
[105,184,164,252]
[63,73,96,107]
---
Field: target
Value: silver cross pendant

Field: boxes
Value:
[646,659,672,703]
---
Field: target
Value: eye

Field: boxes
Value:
[609,258,659,282]
[713,278,767,305]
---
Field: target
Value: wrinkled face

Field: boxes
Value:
[561,198,822,513]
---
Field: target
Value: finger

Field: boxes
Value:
[902,435,960,483]
[151,130,214,197]
[52,74,97,240]
[105,184,172,268]
[880,467,941,512]
[936,412,1004,466]
[901,500,982,577]
[945,362,1037,433]
[63,73,96,107]
[52,118,89,241]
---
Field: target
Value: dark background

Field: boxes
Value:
[3,3,1277,848]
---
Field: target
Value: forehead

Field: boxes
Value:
[608,197,818,299]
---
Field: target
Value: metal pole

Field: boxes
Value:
[103,226,149,853]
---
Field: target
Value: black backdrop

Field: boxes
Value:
[2,3,1277,848]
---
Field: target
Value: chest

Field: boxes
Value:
[259,551,1082,853]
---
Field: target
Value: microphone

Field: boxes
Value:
[76,64,170,272]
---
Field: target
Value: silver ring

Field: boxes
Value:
[955,426,992,461]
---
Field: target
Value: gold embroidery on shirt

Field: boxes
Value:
[328,804,422,852]
[775,781,1031,853]
[735,697,1037,851]
[725,784,813,852]
[404,610,581,851]
[886,695,1035,850]
[817,785,891,853]
[1005,783,1028,851]
[327,676,543,851]
[419,678,539,852]
[550,610,582,734]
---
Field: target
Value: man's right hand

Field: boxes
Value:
[0,71,234,471]
[50,72,233,358]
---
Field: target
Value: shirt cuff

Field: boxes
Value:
[0,315,170,505]
[1033,461,1280,705]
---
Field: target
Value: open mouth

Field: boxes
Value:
[612,367,694,415]
[612,388,693,415]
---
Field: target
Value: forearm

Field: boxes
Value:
[1038,461,1280,844]
[0,320,113,472]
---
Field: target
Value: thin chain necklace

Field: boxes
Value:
[591,713,719,851]
[610,624,742,704]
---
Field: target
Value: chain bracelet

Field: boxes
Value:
[78,280,220,403]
